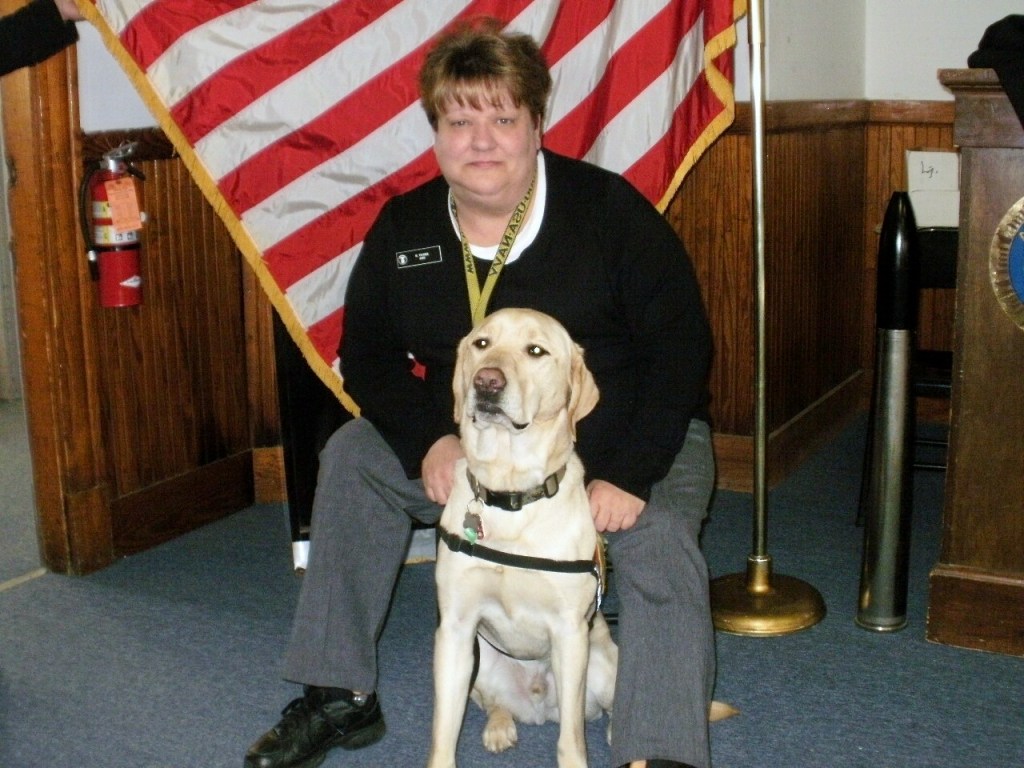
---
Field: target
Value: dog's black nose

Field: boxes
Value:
[473,367,506,395]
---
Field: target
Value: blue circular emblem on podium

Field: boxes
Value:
[990,196,1024,330]
[1009,227,1024,300]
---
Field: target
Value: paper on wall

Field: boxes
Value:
[906,149,960,228]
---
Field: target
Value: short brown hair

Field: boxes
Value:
[418,18,552,130]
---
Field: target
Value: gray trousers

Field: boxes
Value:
[281,417,716,768]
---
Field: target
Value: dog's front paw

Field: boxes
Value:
[482,708,518,753]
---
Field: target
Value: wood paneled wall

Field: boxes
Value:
[4,61,284,571]
[78,131,285,555]
[87,152,278,499]
[89,153,245,491]
[668,101,956,490]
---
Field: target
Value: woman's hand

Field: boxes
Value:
[421,434,464,505]
[587,479,645,533]
[54,0,84,22]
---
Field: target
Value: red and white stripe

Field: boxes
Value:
[88,0,743,395]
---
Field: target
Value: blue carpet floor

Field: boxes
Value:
[0,399,41,585]
[0,417,1021,767]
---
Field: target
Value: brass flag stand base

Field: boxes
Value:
[711,556,826,636]
[710,0,826,638]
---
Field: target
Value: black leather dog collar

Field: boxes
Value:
[466,465,567,511]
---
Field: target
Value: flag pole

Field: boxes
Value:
[709,0,826,636]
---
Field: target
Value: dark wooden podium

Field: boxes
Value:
[927,70,1024,657]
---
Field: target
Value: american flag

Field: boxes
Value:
[81,0,744,408]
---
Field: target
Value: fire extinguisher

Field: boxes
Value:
[79,143,146,307]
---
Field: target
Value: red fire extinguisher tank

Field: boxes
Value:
[79,144,146,307]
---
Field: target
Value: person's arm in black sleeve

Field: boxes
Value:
[0,0,80,77]
[339,201,457,478]
[586,177,713,501]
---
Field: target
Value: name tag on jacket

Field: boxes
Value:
[396,245,442,269]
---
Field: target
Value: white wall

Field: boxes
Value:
[863,0,1020,101]
[78,24,154,131]
[763,0,865,101]
[737,0,1018,102]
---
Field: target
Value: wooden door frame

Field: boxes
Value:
[1,42,115,573]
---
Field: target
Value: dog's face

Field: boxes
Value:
[453,308,598,439]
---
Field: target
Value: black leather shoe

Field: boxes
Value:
[244,686,385,768]
[618,762,697,768]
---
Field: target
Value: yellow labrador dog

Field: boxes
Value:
[427,307,615,768]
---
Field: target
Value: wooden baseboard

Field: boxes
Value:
[714,372,867,492]
[110,452,254,557]
[253,445,287,503]
[63,484,115,575]
[712,433,753,492]
[927,565,1024,657]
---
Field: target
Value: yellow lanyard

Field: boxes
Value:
[450,175,536,326]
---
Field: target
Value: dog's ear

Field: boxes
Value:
[567,342,599,436]
[452,334,470,424]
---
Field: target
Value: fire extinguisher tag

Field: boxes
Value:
[104,177,143,233]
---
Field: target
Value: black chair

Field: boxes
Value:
[274,314,349,571]
[907,226,957,470]
[857,192,957,526]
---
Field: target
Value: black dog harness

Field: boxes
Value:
[439,525,598,577]
[439,465,606,610]
[438,526,606,612]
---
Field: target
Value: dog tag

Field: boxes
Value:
[463,511,484,542]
